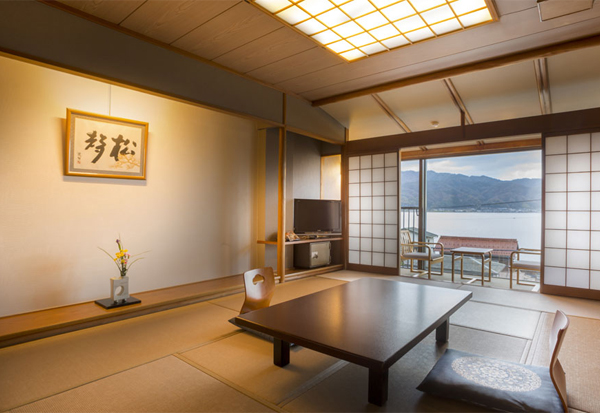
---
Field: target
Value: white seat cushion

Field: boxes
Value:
[512,260,540,271]
[403,252,442,260]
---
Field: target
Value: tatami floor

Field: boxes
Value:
[1,271,599,413]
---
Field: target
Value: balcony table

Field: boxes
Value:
[451,247,493,286]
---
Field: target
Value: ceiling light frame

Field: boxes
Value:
[251,0,498,61]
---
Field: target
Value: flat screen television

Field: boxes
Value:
[294,199,342,234]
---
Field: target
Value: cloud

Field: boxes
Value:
[407,150,542,181]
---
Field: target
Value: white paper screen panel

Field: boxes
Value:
[544,132,600,290]
[348,152,398,269]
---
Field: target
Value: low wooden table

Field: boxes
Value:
[235,278,472,405]
[451,247,493,286]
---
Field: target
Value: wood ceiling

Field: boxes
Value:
[51,0,600,138]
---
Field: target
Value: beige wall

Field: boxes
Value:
[0,56,259,317]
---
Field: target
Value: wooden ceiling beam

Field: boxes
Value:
[401,138,542,160]
[442,78,474,125]
[533,58,552,115]
[313,34,600,107]
[371,94,411,133]
[346,107,600,155]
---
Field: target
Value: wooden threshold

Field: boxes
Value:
[0,266,344,349]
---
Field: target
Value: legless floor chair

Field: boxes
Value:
[418,310,570,412]
[229,267,277,342]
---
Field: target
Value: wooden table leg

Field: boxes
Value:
[368,367,389,406]
[480,253,485,286]
[436,318,449,343]
[274,338,290,367]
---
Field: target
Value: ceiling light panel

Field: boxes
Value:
[251,0,496,61]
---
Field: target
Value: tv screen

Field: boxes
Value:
[294,199,342,234]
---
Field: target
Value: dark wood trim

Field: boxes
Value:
[347,108,600,155]
[371,94,411,133]
[534,58,552,115]
[347,264,399,275]
[443,78,474,125]
[541,284,600,300]
[277,127,287,283]
[313,34,600,106]
[400,138,542,160]
[341,135,349,270]
[285,125,345,145]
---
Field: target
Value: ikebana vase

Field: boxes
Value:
[94,274,141,309]
[111,275,130,302]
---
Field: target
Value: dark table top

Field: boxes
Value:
[235,278,472,369]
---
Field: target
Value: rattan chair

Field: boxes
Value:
[509,248,541,289]
[400,229,444,279]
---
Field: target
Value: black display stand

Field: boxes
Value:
[94,296,141,309]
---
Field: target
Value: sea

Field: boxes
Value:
[426,212,542,250]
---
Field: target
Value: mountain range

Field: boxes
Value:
[401,171,541,212]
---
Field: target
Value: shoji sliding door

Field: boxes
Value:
[347,152,399,274]
[543,131,600,299]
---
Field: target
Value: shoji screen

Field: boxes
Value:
[347,152,399,274]
[543,132,600,298]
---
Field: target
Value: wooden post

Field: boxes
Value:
[277,127,287,283]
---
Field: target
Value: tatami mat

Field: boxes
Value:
[319,271,461,290]
[209,276,347,313]
[458,284,600,319]
[529,313,600,413]
[179,332,345,406]
[2,271,598,413]
[283,326,527,412]
[11,356,276,413]
[0,302,238,411]
[450,301,541,339]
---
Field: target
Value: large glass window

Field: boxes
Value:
[401,150,542,286]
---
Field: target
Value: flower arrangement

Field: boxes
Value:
[100,238,146,278]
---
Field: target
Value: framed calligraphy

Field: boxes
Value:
[65,109,148,180]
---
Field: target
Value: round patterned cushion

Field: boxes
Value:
[417,349,565,412]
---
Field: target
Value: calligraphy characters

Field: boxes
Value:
[84,130,137,164]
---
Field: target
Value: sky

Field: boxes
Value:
[401,150,542,181]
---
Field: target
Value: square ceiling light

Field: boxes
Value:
[252,0,496,61]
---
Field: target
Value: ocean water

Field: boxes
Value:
[426,212,542,250]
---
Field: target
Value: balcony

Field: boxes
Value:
[400,207,541,291]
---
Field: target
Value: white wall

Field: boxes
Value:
[0,56,259,317]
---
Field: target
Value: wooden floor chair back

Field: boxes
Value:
[240,267,275,314]
[550,310,570,412]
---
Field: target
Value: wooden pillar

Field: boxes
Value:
[418,159,427,270]
[342,128,349,269]
[277,127,287,283]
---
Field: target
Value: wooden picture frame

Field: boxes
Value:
[65,109,148,180]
